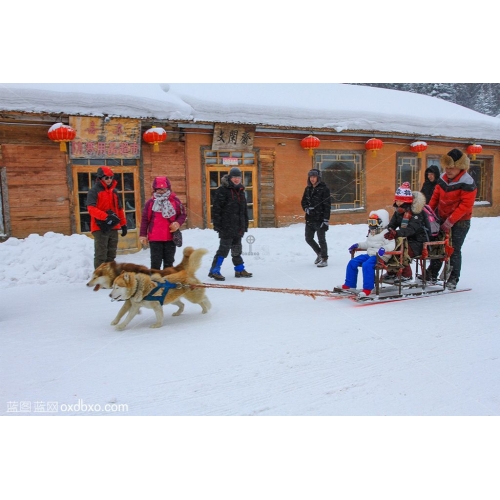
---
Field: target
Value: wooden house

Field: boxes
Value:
[1,84,499,252]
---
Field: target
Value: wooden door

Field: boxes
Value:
[71,165,142,251]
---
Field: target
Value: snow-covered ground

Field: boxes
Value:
[2,220,498,497]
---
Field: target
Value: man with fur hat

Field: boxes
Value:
[208,167,252,281]
[426,148,477,289]
[300,168,331,267]
[382,182,428,283]
[86,166,127,269]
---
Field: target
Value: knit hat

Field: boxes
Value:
[97,166,114,178]
[394,182,413,203]
[308,169,321,178]
[152,176,169,190]
[228,167,242,178]
[440,148,470,171]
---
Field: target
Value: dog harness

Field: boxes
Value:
[144,280,179,305]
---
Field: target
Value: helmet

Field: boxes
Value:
[367,214,383,229]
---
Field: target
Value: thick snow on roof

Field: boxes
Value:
[1,83,500,141]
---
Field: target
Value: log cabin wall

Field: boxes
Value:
[0,122,70,238]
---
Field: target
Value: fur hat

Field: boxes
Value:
[308,169,321,178]
[394,182,413,203]
[440,148,470,171]
[152,176,169,190]
[97,166,114,178]
[228,167,242,178]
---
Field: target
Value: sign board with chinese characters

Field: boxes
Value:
[211,124,255,152]
[69,117,141,159]
[222,157,239,166]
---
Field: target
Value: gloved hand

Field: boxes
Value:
[102,211,120,229]
[384,228,397,240]
[441,218,453,233]
[305,207,314,215]
[378,247,386,257]
[348,243,359,252]
[121,225,127,237]
[321,220,329,229]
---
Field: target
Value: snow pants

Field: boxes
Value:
[344,254,377,290]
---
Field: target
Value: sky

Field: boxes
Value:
[2,3,499,497]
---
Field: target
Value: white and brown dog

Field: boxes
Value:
[109,248,211,330]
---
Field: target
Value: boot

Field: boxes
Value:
[234,263,252,278]
[314,254,322,265]
[316,257,328,267]
[208,256,225,281]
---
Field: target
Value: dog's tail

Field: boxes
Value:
[186,248,209,277]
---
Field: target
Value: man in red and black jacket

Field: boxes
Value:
[86,166,127,269]
[427,149,477,289]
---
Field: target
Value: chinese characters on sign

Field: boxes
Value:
[211,124,255,152]
[69,117,141,159]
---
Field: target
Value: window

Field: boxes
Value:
[396,153,420,190]
[314,151,364,210]
[469,158,493,205]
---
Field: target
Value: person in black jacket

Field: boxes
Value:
[420,164,440,204]
[208,167,252,281]
[301,169,331,267]
[382,182,427,283]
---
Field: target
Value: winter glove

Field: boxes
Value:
[348,243,359,252]
[121,225,127,237]
[305,207,314,215]
[378,247,386,257]
[321,220,329,229]
[441,218,453,233]
[384,228,397,240]
[98,211,120,232]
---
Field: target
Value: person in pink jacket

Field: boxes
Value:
[139,176,186,270]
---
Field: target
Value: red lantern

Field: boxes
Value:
[143,126,167,152]
[300,135,321,156]
[365,138,383,156]
[48,123,76,152]
[466,144,482,160]
[410,140,428,158]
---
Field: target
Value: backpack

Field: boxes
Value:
[421,204,441,239]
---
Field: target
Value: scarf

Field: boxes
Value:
[152,190,176,219]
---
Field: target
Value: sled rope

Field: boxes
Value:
[179,282,334,299]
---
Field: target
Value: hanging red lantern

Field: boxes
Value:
[143,126,167,152]
[48,123,76,152]
[410,140,428,158]
[300,135,321,156]
[466,144,482,160]
[365,138,383,156]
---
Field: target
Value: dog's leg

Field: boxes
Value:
[171,300,185,317]
[149,303,164,328]
[200,297,212,314]
[111,300,132,325]
[116,303,140,331]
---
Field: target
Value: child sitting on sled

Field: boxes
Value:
[337,209,396,298]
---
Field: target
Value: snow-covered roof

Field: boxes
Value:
[1,83,500,142]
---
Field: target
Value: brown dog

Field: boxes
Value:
[109,248,211,330]
[87,246,194,291]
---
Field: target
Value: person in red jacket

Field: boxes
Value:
[427,149,477,289]
[86,166,127,269]
[139,176,186,269]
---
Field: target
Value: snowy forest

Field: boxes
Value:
[352,83,500,117]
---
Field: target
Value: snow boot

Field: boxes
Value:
[234,263,252,278]
[316,258,328,267]
[208,256,225,281]
[314,254,322,265]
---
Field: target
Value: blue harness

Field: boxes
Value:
[143,280,179,306]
